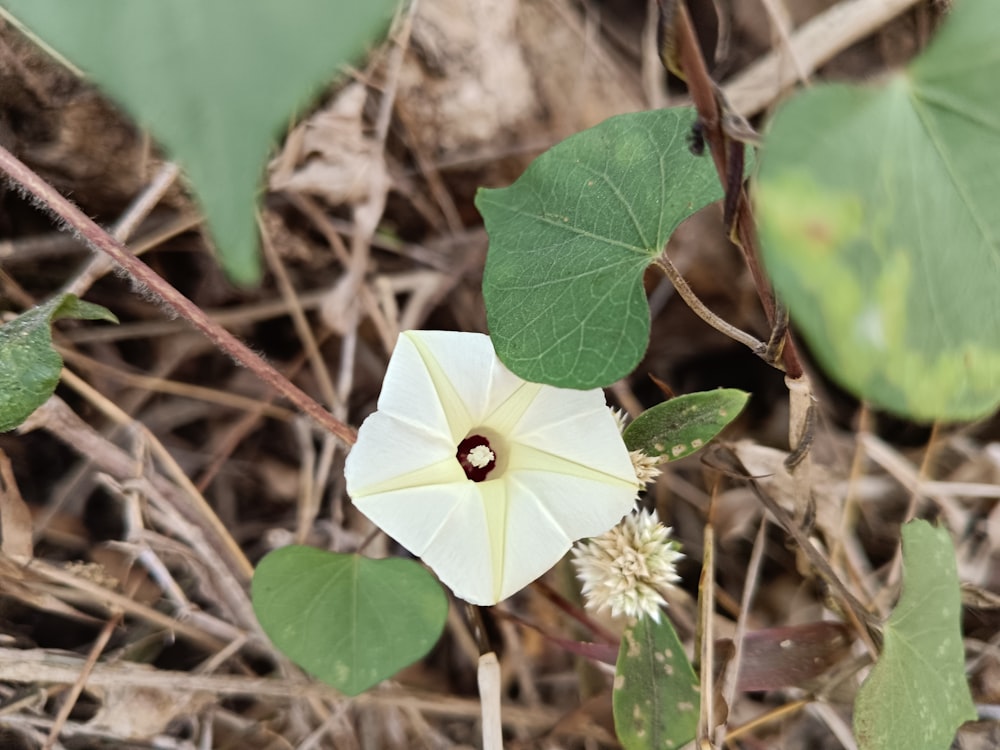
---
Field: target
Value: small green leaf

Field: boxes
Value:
[478,107,725,389]
[0,294,117,432]
[46,296,118,325]
[614,616,699,750]
[251,547,448,696]
[755,0,1000,420]
[623,389,748,461]
[853,520,976,750]
[1,1,396,284]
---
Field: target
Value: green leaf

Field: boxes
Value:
[251,547,448,696]
[0,294,117,432]
[614,616,699,750]
[623,388,748,461]
[1,1,395,285]
[478,107,725,389]
[853,520,976,750]
[755,0,1000,421]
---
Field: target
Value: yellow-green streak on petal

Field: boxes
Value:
[351,458,465,497]
[477,479,509,601]
[483,380,543,434]
[406,331,472,439]
[509,443,638,488]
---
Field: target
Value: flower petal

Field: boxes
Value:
[505,469,635,543]
[491,477,575,601]
[508,391,638,486]
[353,481,498,605]
[372,332,458,440]
[406,330,528,427]
[345,411,461,496]
[487,468,635,602]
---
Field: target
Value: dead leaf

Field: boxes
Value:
[0,449,33,560]
[269,83,383,207]
[736,621,852,692]
[318,272,363,336]
[88,684,213,739]
[731,440,841,541]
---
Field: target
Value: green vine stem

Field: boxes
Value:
[0,144,357,447]
[652,256,766,355]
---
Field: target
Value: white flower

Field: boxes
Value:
[572,509,682,622]
[345,330,640,605]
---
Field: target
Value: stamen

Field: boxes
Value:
[457,434,497,482]
[467,444,495,468]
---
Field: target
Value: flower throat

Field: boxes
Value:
[456,434,496,481]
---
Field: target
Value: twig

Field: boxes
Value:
[59,368,256,584]
[21,394,256,634]
[723,698,810,744]
[858,431,992,504]
[18,556,231,651]
[723,0,924,118]
[58,348,295,421]
[706,445,880,656]
[696,519,716,742]
[64,286,331,345]
[259,214,339,410]
[42,609,121,750]
[0,646,581,731]
[193,342,323,493]
[809,701,860,750]
[758,0,811,87]
[531,579,619,645]
[642,0,668,108]
[715,516,768,747]
[288,193,397,353]
[0,144,356,447]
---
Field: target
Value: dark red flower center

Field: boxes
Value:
[456,434,496,482]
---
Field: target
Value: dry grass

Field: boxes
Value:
[0,1,997,748]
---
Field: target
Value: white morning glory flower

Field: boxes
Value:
[344,330,639,605]
[572,508,683,622]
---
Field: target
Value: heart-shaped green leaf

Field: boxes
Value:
[0,294,117,432]
[853,520,975,750]
[477,107,725,389]
[614,616,699,750]
[252,547,448,696]
[755,0,1000,421]
[1,1,396,284]
[623,388,748,461]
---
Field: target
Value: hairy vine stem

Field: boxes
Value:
[651,257,766,354]
[662,0,804,379]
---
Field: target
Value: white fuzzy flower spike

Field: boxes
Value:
[572,508,682,622]
[629,449,662,485]
[345,330,640,605]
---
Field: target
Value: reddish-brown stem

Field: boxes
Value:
[0,144,357,446]
[670,1,803,378]
[532,579,619,645]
